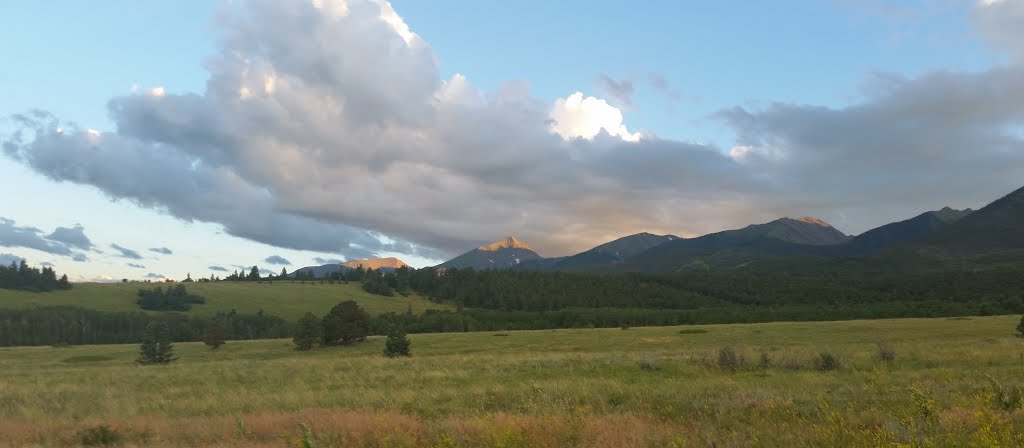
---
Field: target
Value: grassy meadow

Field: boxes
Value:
[1,315,1023,446]
[0,281,449,321]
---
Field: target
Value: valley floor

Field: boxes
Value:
[2,316,1023,447]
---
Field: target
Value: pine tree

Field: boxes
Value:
[322,300,370,345]
[203,321,226,350]
[137,321,176,364]
[383,325,411,357]
[293,312,322,351]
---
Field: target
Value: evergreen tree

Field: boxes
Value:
[293,312,322,351]
[1017,315,1024,337]
[248,266,260,281]
[383,325,411,357]
[322,300,370,345]
[203,321,226,350]
[280,267,288,279]
[137,321,175,364]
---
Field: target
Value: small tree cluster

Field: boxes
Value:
[136,284,205,311]
[0,259,71,292]
[322,300,370,345]
[137,321,176,365]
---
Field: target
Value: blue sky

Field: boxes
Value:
[1,0,1022,281]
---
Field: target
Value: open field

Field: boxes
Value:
[0,282,449,321]
[2,315,1024,446]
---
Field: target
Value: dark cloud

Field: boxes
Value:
[40,261,54,267]
[0,217,72,255]
[72,254,88,262]
[144,272,165,279]
[46,225,93,250]
[110,244,143,260]
[264,255,291,265]
[208,265,229,272]
[0,253,23,266]
[149,247,173,255]
[2,0,1023,259]
[127,263,146,269]
[313,257,343,265]
[594,74,634,108]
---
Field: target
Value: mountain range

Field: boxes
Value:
[434,185,1024,273]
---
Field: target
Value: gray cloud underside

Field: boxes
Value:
[149,247,173,255]
[127,263,146,268]
[264,255,291,265]
[594,74,634,108]
[313,257,343,265]
[144,272,165,279]
[3,0,1024,258]
[0,217,90,260]
[0,253,23,266]
[208,265,229,272]
[110,244,143,260]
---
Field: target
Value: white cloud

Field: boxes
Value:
[549,92,641,142]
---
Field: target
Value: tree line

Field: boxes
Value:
[0,260,71,292]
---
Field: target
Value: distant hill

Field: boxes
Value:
[617,217,847,272]
[544,232,678,271]
[341,257,408,270]
[437,236,543,269]
[838,207,972,256]
[904,186,1024,260]
[293,257,410,278]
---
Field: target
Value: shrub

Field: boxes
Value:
[638,358,661,371]
[1017,315,1024,337]
[717,346,742,372]
[203,321,226,350]
[77,425,122,446]
[383,326,412,358]
[877,341,896,362]
[758,352,772,369]
[620,324,630,330]
[815,352,841,371]
[989,377,1024,412]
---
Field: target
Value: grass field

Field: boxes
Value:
[0,281,450,321]
[2,315,1023,446]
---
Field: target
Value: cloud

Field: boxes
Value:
[208,265,229,272]
[40,261,54,267]
[647,73,682,101]
[148,247,173,255]
[264,255,291,265]
[110,244,143,260]
[0,253,23,266]
[46,225,93,250]
[594,74,634,108]
[127,263,146,269]
[975,0,1024,59]
[144,272,166,279]
[72,254,88,262]
[0,217,73,255]
[3,0,1024,259]
[314,257,343,264]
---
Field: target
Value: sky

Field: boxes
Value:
[1,0,1023,281]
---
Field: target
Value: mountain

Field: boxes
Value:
[293,257,410,278]
[546,232,678,271]
[905,186,1024,259]
[437,236,543,269]
[839,207,972,256]
[618,217,848,272]
[341,257,408,270]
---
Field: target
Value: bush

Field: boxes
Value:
[717,346,742,372]
[815,352,841,371]
[383,326,411,358]
[877,341,896,362]
[758,352,772,369]
[638,358,661,371]
[293,312,322,351]
[203,321,226,350]
[989,377,1024,412]
[77,425,122,446]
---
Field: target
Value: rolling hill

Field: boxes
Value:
[0,281,450,321]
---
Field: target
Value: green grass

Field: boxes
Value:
[2,315,1024,446]
[0,281,450,320]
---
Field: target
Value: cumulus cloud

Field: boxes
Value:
[208,265,229,272]
[72,254,88,262]
[110,244,143,260]
[264,255,291,265]
[127,263,146,268]
[46,225,93,250]
[144,272,166,279]
[149,247,173,255]
[3,0,1024,258]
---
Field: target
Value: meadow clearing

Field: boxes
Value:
[0,281,448,321]
[1,315,1023,447]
